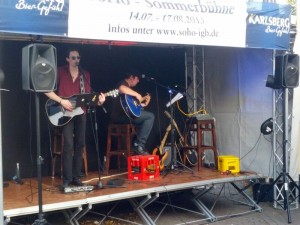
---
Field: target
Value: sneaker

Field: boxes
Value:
[62,180,70,189]
[71,178,84,186]
[61,180,70,192]
[79,172,86,178]
[132,145,149,155]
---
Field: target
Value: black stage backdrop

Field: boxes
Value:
[1,40,187,180]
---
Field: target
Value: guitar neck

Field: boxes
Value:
[104,89,119,98]
[164,111,185,144]
[159,125,171,153]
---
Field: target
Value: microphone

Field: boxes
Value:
[141,74,155,80]
[174,84,186,91]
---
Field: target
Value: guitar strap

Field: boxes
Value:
[80,74,85,94]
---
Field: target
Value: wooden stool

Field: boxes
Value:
[105,123,137,174]
[183,118,218,171]
[51,128,88,178]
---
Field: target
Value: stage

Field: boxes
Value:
[3,167,263,225]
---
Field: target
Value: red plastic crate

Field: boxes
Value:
[128,155,160,180]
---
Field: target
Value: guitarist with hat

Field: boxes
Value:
[111,69,154,155]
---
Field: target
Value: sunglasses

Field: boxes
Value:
[70,56,81,60]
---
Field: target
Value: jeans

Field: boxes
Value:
[62,114,86,183]
[113,110,154,148]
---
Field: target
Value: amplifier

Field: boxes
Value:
[162,145,172,166]
[191,114,214,121]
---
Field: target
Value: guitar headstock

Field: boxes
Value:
[164,110,171,119]
[105,89,119,98]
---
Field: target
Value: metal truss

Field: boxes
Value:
[185,46,205,114]
[184,47,217,166]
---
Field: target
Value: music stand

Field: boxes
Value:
[75,93,99,107]
[162,90,193,175]
[166,92,183,108]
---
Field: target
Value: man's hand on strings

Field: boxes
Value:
[98,92,106,106]
[60,99,73,111]
[141,93,151,107]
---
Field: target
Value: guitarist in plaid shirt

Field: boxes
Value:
[111,69,154,155]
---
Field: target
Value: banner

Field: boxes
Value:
[0,0,291,50]
[68,0,247,47]
[246,2,291,49]
[0,0,69,37]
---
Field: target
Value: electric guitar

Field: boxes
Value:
[152,124,171,171]
[120,94,149,119]
[164,111,198,166]
[45,89,119,127]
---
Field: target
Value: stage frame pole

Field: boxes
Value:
[0,69,4,224]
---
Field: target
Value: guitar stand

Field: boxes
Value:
[161,93,194,176]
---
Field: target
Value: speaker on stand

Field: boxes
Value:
[262,53,300,223]
[22,43,57,225]
[266,53,299,89]
[22,43,57,92]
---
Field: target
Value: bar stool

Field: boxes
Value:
[51,128,88,178]
[105,123,137,174]
[183,118,218,171]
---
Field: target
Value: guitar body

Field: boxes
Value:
[120,94,142,119]
[152,147,170,171]
[46,90,119,126]
[45,97,83,127]
[152,124,172,171]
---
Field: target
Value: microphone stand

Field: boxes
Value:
[168,89,176,170]
[80,66,104,188]
[88,106,103,189]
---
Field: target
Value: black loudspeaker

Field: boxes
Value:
[22,43,57,92]
[274,54,299,88]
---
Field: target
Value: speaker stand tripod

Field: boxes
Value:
[32,93,50,225]
[257,88,300,224]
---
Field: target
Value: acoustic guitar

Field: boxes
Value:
[152,124,172,171]
[45,89,119,126]
[120,94,149,119]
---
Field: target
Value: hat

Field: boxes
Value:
[125,68,142,78]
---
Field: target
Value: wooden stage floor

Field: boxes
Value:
[3,166,263,224]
